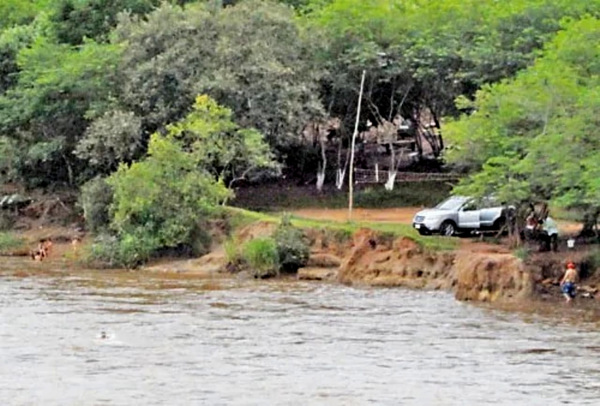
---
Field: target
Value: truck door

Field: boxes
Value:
[458,201,481,229]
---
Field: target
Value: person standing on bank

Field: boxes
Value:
[560,262,578,303]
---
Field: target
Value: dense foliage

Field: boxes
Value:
[91,95,275,266]
[242,237,280,278]
[1,0,600,259]
[446,17,600,225]
[273,216,310,272]
[4,0,598,188]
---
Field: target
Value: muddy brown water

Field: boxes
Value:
[1,259,600,405]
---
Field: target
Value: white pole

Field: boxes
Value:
[348,70,366,220]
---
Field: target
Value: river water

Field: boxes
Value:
[1,261,600,405]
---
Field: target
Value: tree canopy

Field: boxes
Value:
[105,95,275,265]
[446,17,600,218]
[0,0,599,227]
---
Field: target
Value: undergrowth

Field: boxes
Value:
[0,231,27,254]
[225,207,457,251]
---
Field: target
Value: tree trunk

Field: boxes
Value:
[62,153,74,186]
[579,209,600,238]
[384,171,396,191]
[431,109,444,155]
[385,141,396,191]
[316,135,327,192]
[335,135,350,190]
[348,70,367,220]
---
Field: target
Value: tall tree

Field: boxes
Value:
[304,0,600,158]
[445,17,600,232]
[0,37,122,185]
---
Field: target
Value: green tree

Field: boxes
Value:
[0,0,52,30]
[446,17,600,232]
[106,95,275,265]
[50,0,161,45]
[75,110,143,173]
[113,2,216,133]
[115,0,322,149]
[304,0,600,157]
[0,36,122,185]
[165,95,279,191]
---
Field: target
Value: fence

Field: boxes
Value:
[354,169,461,184]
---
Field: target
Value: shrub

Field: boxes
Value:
[224,237,242,263]
[82,233,155,269]
[0,231,26,254]
[513,246,530,261]
[79,177,113,233]
[242,237,279,278]
[107,133,230,260]
[273,216,309,272]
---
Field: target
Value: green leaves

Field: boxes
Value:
[75,110,143,172]
[104,95,274,265]
[447,16,600,215]
[164,94,279,187]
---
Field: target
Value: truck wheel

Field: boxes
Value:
[493,217,506,233]
[440,221,456,237]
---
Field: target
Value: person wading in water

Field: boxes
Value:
[560,262,579,303]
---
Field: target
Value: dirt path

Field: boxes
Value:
[291,207,421,224]
[290,208,582,235]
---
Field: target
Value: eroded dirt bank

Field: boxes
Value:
[10,218,595,306]
[304,227,533,303]
[209,222,597,304]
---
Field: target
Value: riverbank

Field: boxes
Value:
[3,206,599,311]
[140,208,600,308]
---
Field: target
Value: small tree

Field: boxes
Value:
[273,215,309,272]
[166,95,279,192]
[446,18,600,240]
[103,95,276,266]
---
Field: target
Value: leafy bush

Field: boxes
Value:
[273,216,309,272]
[106,132,230,263]
[224,237,242,264]
[0,231,26,254]
[82,233,155,269]
[513,247,530,261]
[79,177,113,233]
[242,237,279,278]
[75,110,143,171]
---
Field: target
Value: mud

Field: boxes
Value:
[225,222,597,305]
[9,215,595,307]
[329,228,533,302]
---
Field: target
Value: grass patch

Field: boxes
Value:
[242,237,279,278]
[513,246,531,261]
[0,231,27,255]
[226,207,457,251]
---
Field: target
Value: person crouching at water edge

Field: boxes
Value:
[560,262,579,303]
[30,239,53,261]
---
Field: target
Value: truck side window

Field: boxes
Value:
[462,203,478,211]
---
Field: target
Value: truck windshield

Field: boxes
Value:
[435,196,468,210]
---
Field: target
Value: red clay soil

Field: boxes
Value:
[292,207,421,224]
[291,208,582,236]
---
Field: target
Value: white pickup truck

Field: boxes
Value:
[412,196,510,236]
